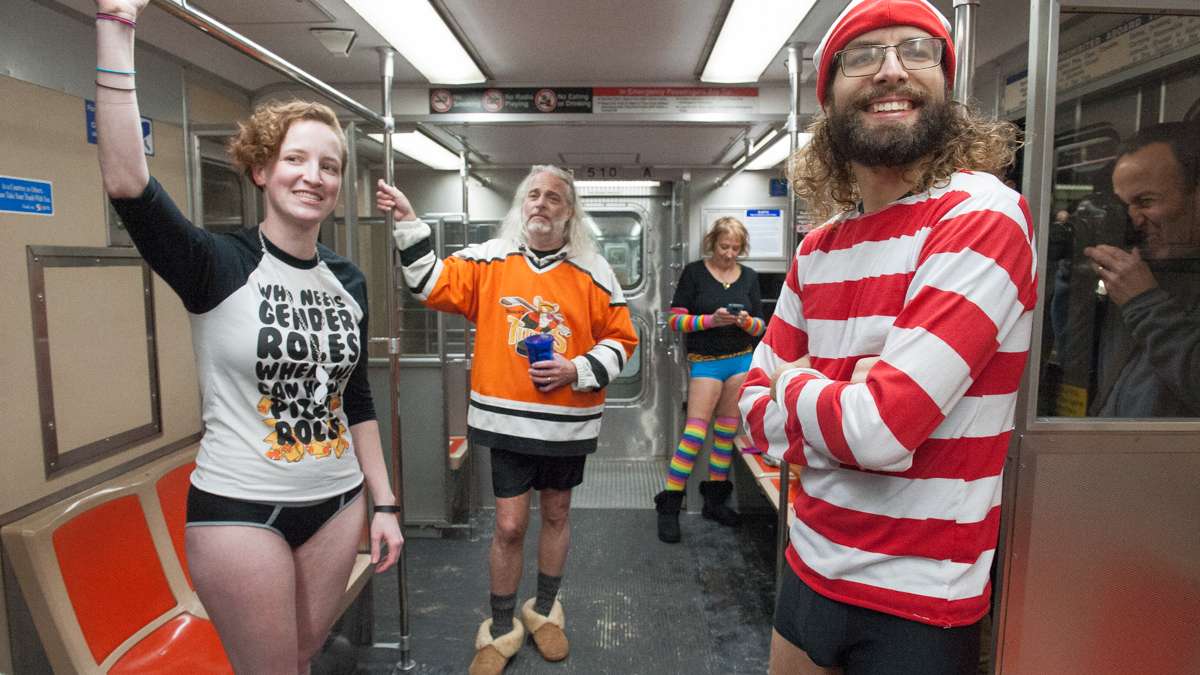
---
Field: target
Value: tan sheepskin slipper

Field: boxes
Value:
[520,598,569,662]
[468,617,525,675]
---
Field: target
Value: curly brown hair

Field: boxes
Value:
[227,99,347,181]
[703,216,750,256]
[787,102,1021,223]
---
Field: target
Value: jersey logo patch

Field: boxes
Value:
[500,294,572,357]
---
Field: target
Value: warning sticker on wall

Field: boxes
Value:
[593,87,759,114]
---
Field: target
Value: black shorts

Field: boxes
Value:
[490,447,586,498]
[774,564,981,674]
[186,483,362,549]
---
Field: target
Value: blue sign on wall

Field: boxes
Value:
[745,208,781,218]
[0,176,54,216]
[769,178,788,197]
[86,100,154,155]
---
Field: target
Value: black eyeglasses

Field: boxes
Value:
[835,37,946,78]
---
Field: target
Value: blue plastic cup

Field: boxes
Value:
[524,333,555,364]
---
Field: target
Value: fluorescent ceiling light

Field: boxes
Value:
[345,0,484,84]
[745,133,812,171]
[701,0,819,83]
[574,180,662,188]
[370,132,462,171]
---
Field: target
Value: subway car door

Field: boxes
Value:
[580,182,683,460]
[999,3,1200,673]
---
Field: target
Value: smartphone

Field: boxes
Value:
[725,303,745,314]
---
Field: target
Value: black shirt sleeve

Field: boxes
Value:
[110,177,256,314]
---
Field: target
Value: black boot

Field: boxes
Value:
[699,480,738,526]
[653,490,684,543]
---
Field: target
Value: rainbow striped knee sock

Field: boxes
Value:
[666,417,709,491]
[708,416,738,481]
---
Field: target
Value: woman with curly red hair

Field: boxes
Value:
[94,0,402,670]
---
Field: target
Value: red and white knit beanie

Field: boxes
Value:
[812,0,955,107]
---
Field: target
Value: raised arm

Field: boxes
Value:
[95,0,151,198]
[379,180,482,318]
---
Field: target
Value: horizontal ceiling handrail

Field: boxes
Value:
[150,0,386,127]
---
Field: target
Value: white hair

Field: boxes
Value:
[496,165,598,259]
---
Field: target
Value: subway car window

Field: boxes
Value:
[605,322,644,401]
[200,158,246,235]
[592,211,644,289]
[1037,12,1200,420]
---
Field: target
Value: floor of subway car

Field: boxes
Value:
[345,506,779,674]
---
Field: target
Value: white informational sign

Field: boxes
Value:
[1002,15,1200,114]
[593,87,759,114]
[702,207,785,260]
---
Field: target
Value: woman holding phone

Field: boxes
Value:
[654,217,765,543]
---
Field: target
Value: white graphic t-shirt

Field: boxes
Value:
[113,177,374,501]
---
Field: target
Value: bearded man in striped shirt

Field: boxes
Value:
[738,1,1037,673]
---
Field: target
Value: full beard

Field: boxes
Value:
[828,85,953,167]
[524,217,567,243]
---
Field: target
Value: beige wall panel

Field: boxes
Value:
[187,78,250,126]
[0,75,199,516]
[45,266,153,449]
[0,554,9,675]
[1006,447,1200,674]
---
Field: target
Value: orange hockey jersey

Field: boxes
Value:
[396,223,638,455]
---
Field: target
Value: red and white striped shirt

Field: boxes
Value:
[739,171,1037,627]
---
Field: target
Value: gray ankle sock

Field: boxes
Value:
[490,593,517,639]
[534,572,562,616]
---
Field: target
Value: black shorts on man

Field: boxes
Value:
[490,447,586,498]
[774,563,981,674]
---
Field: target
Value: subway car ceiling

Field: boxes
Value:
[24,1,1199,173]
[23,0,1026,171]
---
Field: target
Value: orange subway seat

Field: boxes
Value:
[109,613,230,674]
[51,495,177,664]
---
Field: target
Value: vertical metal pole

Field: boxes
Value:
[460,150,474,359]
[379,47,415,674]
[776,41,804,594]
[952,0,980,104]
[180,68,195,222]
[344,121,360,262]
[994,2,1059,672]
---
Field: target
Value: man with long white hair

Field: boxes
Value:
[378,166,636,675]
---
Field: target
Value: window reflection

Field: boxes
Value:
[1037,28,1200,419]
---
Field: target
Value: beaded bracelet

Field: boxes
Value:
[96,12,136,28]
[97,66,136,76]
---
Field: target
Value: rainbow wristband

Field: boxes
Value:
[96,12,136,28]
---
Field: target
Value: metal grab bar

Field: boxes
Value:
[952,0,981,105]
[150,0,386,127]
